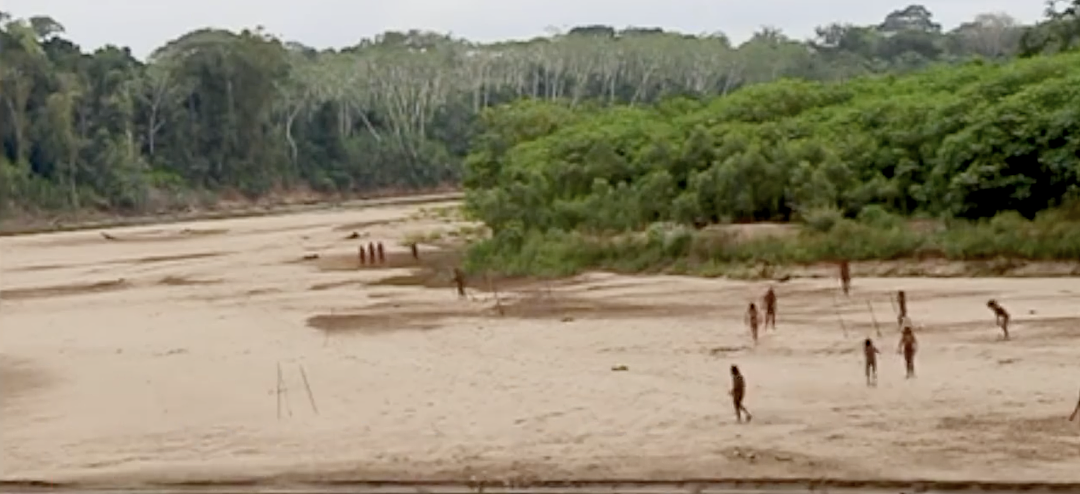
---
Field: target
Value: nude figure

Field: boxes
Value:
[367,242,377,265]
[744,302,760,345]
[897,326,917,379]
[358,245,367,265]
[839,260,851,296]
[864,338,881,387]
[987,299,1010,340]
[452,268,466,298]
[410,243,419,260]
[763,287,777,330]
[729,365,752,423]
[896,290,907,326]
[377,242,386,264]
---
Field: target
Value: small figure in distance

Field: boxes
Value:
[897,325,918,379]
[367,242,377,265]
[358,245,367,266]
[763,287,777,331]
[896,290,907,327]
[744,302,761,345]
[411,242,420,260]
[987,299,1010,340]
[377,242,386,264]
[729,365,752,423]
[863,338,881,387]
[839,260,851,296]
[452,267,467,298]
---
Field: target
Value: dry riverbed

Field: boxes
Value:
[1,201,1078,487]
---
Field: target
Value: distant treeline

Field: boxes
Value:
[3,3,1078,217]
[459,47,1080,276]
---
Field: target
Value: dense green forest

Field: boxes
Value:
[2,3,1075,220]
[457,2,1080,276]
[464,54,1080,230]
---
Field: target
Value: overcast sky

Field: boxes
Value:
[5,0,1045,58]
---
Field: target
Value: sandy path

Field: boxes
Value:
[1,202,1078,486]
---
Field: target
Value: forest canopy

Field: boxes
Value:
[3,3,1078,220]
[462,52,1080,235]
[456,2,1080,276]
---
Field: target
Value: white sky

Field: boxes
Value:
[4,0,1045,58]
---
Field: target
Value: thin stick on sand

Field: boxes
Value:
[299,364,319,415]
[832,293,849,338]
[866,300,882,337]
[280,364,293,418]
[276,362,283,420]
[1069,388,1080,422]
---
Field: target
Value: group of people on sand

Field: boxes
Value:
[727,262,1014,423]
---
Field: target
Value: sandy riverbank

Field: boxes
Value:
[1,201,1078,486]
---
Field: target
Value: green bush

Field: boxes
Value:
[460,52,1080,277]
[463,209,1080,277]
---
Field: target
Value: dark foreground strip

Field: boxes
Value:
[2,478,1078,494]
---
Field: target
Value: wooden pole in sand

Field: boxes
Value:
[299,364,319,415]
[276,362,283,420]
[866,300,882,337]
[279,362,293,418]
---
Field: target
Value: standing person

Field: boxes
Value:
[452,268,467,298]
[863,338,881,387]
[763,287,777,330]
[744,302,760,345]
[987,299,1011,340]
[896,290,908,327]
[729,365,752,423]
[897,325,918,379]
[839,260,851,296]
